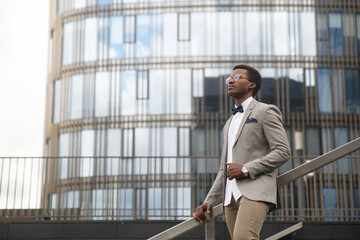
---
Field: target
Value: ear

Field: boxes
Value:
[249,82,256,90]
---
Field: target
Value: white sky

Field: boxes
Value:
[0,0,49,156]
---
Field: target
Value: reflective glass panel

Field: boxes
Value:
[317,69,333,113]
[69,74,83,119]
[334,127,349,174]
[109,16,123,59]
[62,22,74,65]
[192,69,204,97]
[64,191,79,208]
[106,129,121,175]
[121,71,136,115]
[246,12,261,55]
[98,17,109,60]
[125,16,135,43]
[84,18,98,62]
[345,69,360,114]
[329,13,344,56]
[118,188,133,219]
[357,14,360,56]
[289,68,305,112]
[52,80,61,123]
[273,12,289,55]
[80,130,95,177]
[300,12,316,55]
[176,69,191,114]
[137,71,148,99]
[190,13,204,56]
[97,0,111,5]
[136,15,150,57]
[95,72,110,117]
[178,13,190,41]
[58,133,70,179]
[219,12,232,56]
[259,68,276,105]
[73,0,86,9]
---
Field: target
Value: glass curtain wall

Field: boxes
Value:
[45,0,360,220]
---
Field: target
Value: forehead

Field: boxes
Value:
[230,68,249,77]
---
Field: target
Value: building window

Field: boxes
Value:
[178,13,190,41]
[117,188,134,220]
[73,0,86,9]
[95,72,110,117]
[323,188,338,221]
[329,13,344,56]
[97,0,111,5]
[192,69,204,97]
[334,127,350,174]
[52,80,61,123]
[106,129,121,175]
[109,16,123,59]
[357,14,360,56]
[288,68,305,112]
[136,70,149,100]
[64,191,79,208]
[62,22,74,65]
[260,68,276,105]
[98,17,109,60]
[58,133,70,179]
[84,18,98,62]
[124,16,135,43]
[122,71,136,115]
[300,12,317,56]
[136,15,150,57]
[317,69,333,113]
[345,69,360,114]
[305,128,321,157]
[69,74,83,120]
[317,13,328,56]
[49,30,54,71]
[80,130,95,177]
[273,12,289,55]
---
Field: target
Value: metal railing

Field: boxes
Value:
[0,138,359,223]
[148,137,360,240]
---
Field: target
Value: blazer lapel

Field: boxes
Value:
[233,99,258,145]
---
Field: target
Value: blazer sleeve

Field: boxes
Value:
[243,105,291,179]
[203,156,224,206]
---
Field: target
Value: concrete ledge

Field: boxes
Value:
[0,220,359,239]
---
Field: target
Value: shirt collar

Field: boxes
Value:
[234,96,253,113]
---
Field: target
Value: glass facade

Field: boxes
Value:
[45,0,360,220]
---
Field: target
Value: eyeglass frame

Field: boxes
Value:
[226,74,250,85]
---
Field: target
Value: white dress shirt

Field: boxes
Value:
[224,96,253,206]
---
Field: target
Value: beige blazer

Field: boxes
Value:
[203,99,291,209]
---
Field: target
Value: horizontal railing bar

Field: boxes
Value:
[265,222,303,240]
[278,137,360,186]
[147,204,223,240]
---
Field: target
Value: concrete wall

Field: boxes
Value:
[0,220,359,239]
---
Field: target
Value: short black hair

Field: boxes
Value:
[233,64,262,97]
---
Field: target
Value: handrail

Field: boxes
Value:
[148,204,223,240]
[148,137,360,240]
[277,137,360,186]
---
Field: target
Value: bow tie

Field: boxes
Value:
[232,104,244,115]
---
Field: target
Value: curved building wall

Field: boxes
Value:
[44,0,360,220]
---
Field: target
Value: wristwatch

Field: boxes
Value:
[242,166,249,177]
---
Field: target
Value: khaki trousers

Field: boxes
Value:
[224,196,271,240]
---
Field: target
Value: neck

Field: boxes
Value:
[235,94,252,106]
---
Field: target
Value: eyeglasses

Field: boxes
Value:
[226,74,249,85]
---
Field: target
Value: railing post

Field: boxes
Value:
[205,219,215,240]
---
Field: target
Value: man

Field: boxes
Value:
[193,64,290,240]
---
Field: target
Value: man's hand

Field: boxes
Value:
[226,163,245,180]
[192,204,213,223]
